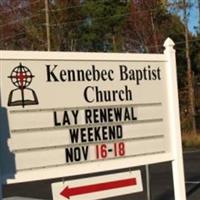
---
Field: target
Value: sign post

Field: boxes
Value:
[145,165,152,200]
[0,38,186,200]
[164,38,187,200]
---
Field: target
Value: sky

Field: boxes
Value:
[168,0,199,34]
[188,1,199,34]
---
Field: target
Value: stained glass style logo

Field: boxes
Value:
[8,63,39,108]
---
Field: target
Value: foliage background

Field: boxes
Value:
[0,0,200,133]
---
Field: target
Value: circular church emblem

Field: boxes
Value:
[9,64,34,89]
[8,63,39,108]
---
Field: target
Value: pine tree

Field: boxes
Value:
[76,0,130,52]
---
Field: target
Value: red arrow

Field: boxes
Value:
[60,178,137,199]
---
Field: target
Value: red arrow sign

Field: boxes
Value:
[60,178,137,199]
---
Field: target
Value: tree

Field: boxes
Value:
[0,0,46,50]
[124,0,166,53]
[166,0,198,133]
[76,0,130,52]
[48,0,82,51]
[0,0,24,49]
[182,0,196,133]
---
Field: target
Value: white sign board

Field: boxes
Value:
[0,38,187,200]
[0,51,169,182]
[51,170,143,200]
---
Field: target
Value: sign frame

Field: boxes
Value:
[0,38,186,200]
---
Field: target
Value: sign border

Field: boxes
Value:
[0,38,186,200]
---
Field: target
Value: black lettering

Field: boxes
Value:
[63,111,70,125]
[131,107,137,120]
[65,148,74,162]
[114,108,122,122]
[124,107,131,121]
[108,125,123,140]
[108,70,114,81]
[68,69,76,81]
[157,68,161,80]
[85,69,92,81]
[116,125,123,139]
[119,65,128,80]
[102,126,108,140]
[65,146,89,163]
[94,127,101,141]
[69,129,79,143]
[85,109,92,124]
[135,70,143,85]
[46,65,59,82]
[71,110,79,125]
[84,86,94,103]
[125,85,133,101]
[60,70,67,81]
[80,128,87,142]
[143,67,147,80]
[82,146,89,160]
[53,111,61,126]
[107,108,114,122]
[148,65,152,80]
[93,109,99,123]
[74,147,81,161]
[95,86,103,102]
[152,69,157,80]
[128,69,135,80]
[118,89,125,101]
[99,108,108,123]
[88,127,94,142]
[92,65,100,81]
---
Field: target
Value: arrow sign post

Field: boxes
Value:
[51,171,143,200]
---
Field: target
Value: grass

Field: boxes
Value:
[182,132,200,149]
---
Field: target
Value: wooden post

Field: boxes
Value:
[45,0,51,51]
[164,38,187,200]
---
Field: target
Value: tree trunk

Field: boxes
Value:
[183,0,197,134]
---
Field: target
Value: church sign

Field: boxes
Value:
[0,38,186,200]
